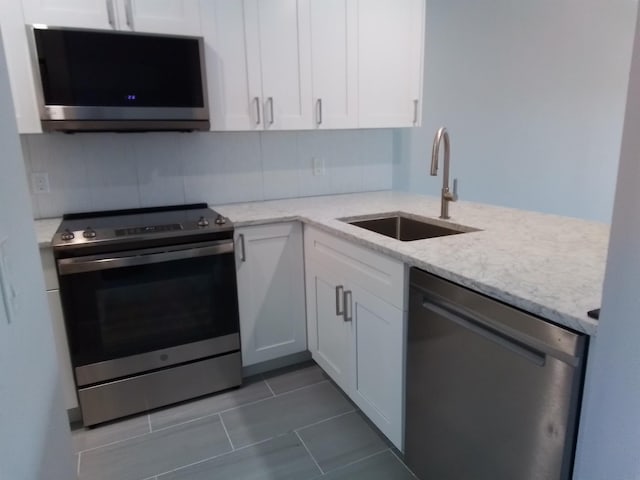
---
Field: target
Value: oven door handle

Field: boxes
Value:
[57,240,234,275]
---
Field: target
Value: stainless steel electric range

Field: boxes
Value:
[52,204,241,427]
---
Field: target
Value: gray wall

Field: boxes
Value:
[22,129,394,219]
[394,0,637,222]
[573,7,640,477]
[0,34,75,480]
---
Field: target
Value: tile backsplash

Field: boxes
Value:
[21,129,394,219]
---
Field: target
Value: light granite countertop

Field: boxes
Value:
[34,217,62,248]
[33,191,608,335]
[213,191,608,336]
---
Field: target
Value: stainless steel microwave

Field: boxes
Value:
[29,26,209,132]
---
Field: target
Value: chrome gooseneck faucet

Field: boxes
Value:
[430,127,458,219]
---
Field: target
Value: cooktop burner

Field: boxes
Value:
[52,203,233,251]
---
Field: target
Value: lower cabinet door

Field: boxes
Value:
[305,261,352,394]
[46,290,78,410]
[235,222,307,366]
[349,284,405,449]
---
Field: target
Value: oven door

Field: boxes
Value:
[57,239,239,386]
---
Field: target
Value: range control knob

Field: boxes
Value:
[60,229,75,241]
[83,227,97,239]
[197,216,210,227]
[214,215,227,225]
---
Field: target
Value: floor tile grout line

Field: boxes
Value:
[263,376,277,397]
[294,430,325,476]
[217,379,330,415]
[76,429,157,454]
[294,409,357,433]
[389,448,419,479]
[151,377,332,437]
[145,434,282,479]
[74,375,331,455]
[218,413,236,451]
[319,448,392,477]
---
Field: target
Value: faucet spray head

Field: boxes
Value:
[430,127,448,176]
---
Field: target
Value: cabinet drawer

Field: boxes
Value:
[304,226,405,309]
[40,247,58,291]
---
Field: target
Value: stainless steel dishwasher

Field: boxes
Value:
[405,268,587,480]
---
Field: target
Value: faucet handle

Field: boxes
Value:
[452,178,459,201]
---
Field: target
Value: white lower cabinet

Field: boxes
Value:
[350,283,404,447]
[46,290,78,411]
[40,247,78,411]
[305,260,352,393]
[304,226,406,449]
[235,222,307,367]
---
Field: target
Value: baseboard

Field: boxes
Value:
[242,351,312,377]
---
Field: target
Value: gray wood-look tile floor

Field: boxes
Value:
[72,362,417,480]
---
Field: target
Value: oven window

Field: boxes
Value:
[59,252,239,367]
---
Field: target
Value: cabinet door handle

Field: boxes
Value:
[413,99,419,125]
[125,0,134,29]
[254,97,261,125]
[106,0,116,28]
[316,98,323,125]
[267,97,274,125]
[335,285,344,316]
[343,290,353,322]
[238,234,246,262]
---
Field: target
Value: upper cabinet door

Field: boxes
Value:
[254,0,312,130]
[358,0,425,128]
[22,0,115,30]
[0,0,41,133]
[309,0,357,129]
[203,0,261,131]
[120,0,201,36]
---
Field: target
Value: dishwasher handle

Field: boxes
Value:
[421,298,547,367]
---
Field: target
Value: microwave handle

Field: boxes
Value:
[57,240,233,276]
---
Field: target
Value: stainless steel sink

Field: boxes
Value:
[341,213,474,241]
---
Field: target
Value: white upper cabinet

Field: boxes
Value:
[0,0,41,133]
[22,0,114,30]
[201,0,312,130]
[22,0,201,35]
[252,0,312,130]
[204,0,312,131]
[201,0,257,130]
[358,0,425,128]
[309,0,357,129]
[116,0,201,35]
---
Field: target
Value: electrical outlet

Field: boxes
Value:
[312,157,325,176]
[31,173,50,194]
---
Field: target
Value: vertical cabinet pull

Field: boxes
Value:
[238,234,246,262]
[335,285,344,316]
[413,99,419,124]
[267,97,275,125]
[343,290,353,322]
[254,97,261,125]
[316,99,323,126]
[125,0,134,29]
[106,0,116,28]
